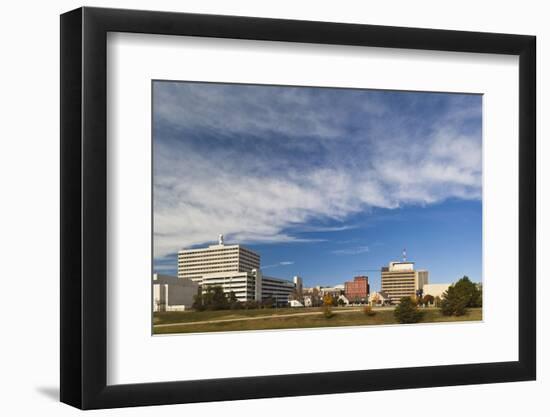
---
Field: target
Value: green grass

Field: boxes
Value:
[153,307,482,335]
[153,307,323,325]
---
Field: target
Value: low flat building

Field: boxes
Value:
[197,270,258,302]
[289,299,304,308]
[261,274,298,306]
[318,285,344,297]
[153,274,199,312]
[337,295,350,305]
[369,290,390,306]
[422,283,451,299]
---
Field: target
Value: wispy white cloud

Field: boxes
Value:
[154,82,386,142]
[331,246,370,255]
[290,224,358,233]
[262,261,295,269]
[153,83,481,259]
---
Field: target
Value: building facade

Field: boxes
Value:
[369,290,390,306]
[293,276,303,295]
[344,276,370,303]
[422,283,451,299]
[152,274,199,312]
[177,236,297,305]
[178,234,260,282]
[380,261,429,304]
[417,270,429,291]
[317,285,345,297]
[195,270,259,302]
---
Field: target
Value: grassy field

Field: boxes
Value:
[153,307,482,335]
[153,307,312,325]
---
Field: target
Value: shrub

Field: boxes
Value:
[363,305,376,316]
[192,292,206,311]
[323,293,339,307]
[471,284,483,307]
[261,297,275,309]
[394,297,423,324]
[440,289,468,316]
[323,304,334,319]
[243,300,260,310]
[440,276,482,316]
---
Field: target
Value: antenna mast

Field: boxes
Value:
[402,248,407,262]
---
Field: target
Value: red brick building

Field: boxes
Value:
[344,276,370,303]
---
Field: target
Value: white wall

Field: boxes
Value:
[0,0,546,416]
[423,283,451,298]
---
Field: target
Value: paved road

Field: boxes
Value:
[154,307,377,328]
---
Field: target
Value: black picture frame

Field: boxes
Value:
[60,6,536,410]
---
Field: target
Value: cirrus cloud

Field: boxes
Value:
[153,82,481,260]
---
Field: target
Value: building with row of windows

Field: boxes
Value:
[176,235,300,305]
[380,261,429,304]
[298,253,431,306]
[155,237,434,310]
[344,275,370,303]
[177,236,260,281]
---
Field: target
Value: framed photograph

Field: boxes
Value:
[60,6,536,409]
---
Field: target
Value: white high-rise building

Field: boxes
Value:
[178,235,260,282]
[177,236,297,304]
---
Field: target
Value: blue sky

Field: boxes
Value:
[153,81,482,291]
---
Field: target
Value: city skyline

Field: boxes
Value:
[153,81,482,291]
[154,198,481,291]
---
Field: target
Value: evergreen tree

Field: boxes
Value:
[471,283,483,307]
[192,287,205,311]
[192,286,235,311]
[211,286,229,310]
[440,276,482,316]
[394,297,423,324]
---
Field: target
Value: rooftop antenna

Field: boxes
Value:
[402,248,407,262]
[218,234,224,245]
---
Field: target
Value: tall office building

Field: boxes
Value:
[177,235,297,304]
[178,234,260,282]
[380,261,428,304]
